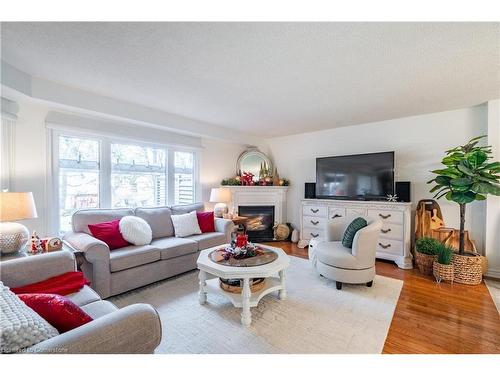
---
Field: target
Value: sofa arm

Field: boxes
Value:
[63,231,111,298]
[63,232,109,262]
[214,218,235,242]
[27,303,162,354]
[0,251,76,288]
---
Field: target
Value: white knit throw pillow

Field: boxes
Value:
[171,211,202,238]
[119,216,152,245]
[0,282,59,353]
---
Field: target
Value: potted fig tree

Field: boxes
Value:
[428,135,500,284]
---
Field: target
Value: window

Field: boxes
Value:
[111,143,166,208]
[53,132,198,232]
[174,151,195,205]
[58,136,100,232]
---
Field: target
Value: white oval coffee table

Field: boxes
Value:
[196,244,290,326]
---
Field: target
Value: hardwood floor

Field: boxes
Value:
[265,241,500,354]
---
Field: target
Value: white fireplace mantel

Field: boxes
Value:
[222,186,289,224]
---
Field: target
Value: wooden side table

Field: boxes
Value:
[230,216,249,233]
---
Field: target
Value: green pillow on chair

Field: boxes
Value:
[342,217,368,248]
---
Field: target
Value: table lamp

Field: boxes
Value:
[0,192,38,254]
[209,188,231,218]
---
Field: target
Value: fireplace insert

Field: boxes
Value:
[238,205,275,242]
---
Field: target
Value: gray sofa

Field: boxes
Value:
[0,251,161,353]
[64,203,234,298]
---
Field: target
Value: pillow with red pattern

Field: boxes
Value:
[88,219,130,250]
[197,211,215,233]
[18,294,93,333]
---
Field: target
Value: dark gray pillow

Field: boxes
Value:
[342,217,367,248]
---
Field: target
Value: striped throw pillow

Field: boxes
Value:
[342,217,368,248]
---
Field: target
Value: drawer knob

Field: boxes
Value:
[310,220,319,225]
[379,213,392,219]
[331,214,343,219]
[310,208,319,213]
[310,233,319,238]
[381,228,391,233]
[378,242,391,249]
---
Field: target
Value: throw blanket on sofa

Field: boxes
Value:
[11,271,90,296]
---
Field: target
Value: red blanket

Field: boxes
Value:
[11,271,90,296]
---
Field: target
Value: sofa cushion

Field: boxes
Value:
[316,241,368,270]
[171,211,202,238]
[119,216,152,246]
[151,237,198,260]
[72,208,134,234]
[109,245,160,272]
[66,285,101,307]
[197,211,215,233]
[0,282,59,353]
[88,219,130,250]
[134,206,175,239]
[171,202,204,215]
[187,232,227,250]
[80,300,117,319]
[341,217,367,249]
[18,293,93,333]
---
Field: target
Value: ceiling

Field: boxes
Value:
[1,22,499,137]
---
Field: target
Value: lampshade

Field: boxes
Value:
[0,192,38,222]
[209,188,231,203]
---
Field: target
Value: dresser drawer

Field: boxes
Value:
[303,215,327,230]
[303,228,325,240]
[368,209,403,224]
[328,207,346,220]
[303,205,327,217]
[376,239,403,256]
[346,208,367,220]
[379,223,404,240]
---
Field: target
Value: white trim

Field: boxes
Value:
[46,122,203,152]
[0,118,15,191]
[486,268,500,280]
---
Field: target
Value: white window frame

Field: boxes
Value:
[49,129,200,234]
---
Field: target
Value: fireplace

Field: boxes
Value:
[238,205,275,242]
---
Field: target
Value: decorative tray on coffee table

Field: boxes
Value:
[209,245,278,267]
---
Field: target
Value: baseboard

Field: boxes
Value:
[485,268,500,280]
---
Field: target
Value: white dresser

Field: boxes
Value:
[300,199,413,269]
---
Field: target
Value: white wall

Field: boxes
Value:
[199,138,247,209]
[266,105,489,252]
[485,99,500,278]
[6,98,248,237]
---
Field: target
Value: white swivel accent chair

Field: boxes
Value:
[312,218,382,290]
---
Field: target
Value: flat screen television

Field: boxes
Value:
[316,151,394,200]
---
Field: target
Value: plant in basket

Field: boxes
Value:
[433,244,454,283]
[428,135,499,285]
[415,237,440,275]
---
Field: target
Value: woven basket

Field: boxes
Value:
[480,255,488,275]
[415,252,436,275]
[452,253,482,285]
[433,262,454,283]
[219,278,266,294]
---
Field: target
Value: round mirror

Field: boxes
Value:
[237,150,273,181]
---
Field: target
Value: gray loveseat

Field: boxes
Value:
[64,203,234,298]
[0,251,161,353]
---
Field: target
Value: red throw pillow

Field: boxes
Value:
[88,219,130,250]
[197,211,215,233]
[18,293,93,333]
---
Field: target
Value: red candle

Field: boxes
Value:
[236,234,248,248]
